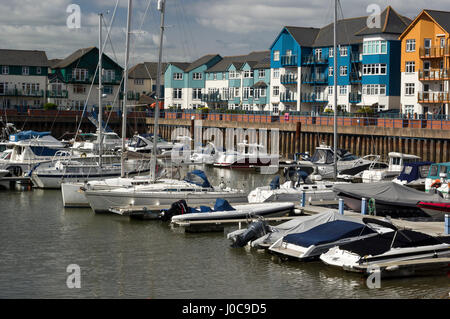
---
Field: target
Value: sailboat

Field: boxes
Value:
[31,12,150,189]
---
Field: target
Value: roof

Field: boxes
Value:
[170,62,191,71]
[0,49,48,67]
[52,47,96,68]
[355,6,412,36]
[313,16,369,47]
[48,58,63,68]
[206,51,270,72]
[424,9,450,33]
[285,26,321,47]
[185,54,220,72]
[128,62,168,79]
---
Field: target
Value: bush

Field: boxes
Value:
[43,103,57,110]
[356,106,374,114]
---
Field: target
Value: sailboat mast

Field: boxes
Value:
[98,13,103,167]
[333,0,338,180]
[151,0,166,182]
[121,0,132,178]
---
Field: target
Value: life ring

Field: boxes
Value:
[431,179,442,188]
[81,153,87,158]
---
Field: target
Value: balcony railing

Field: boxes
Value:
[419,46,450,58]
[47,90,68,98]
[302,55,329,65]
[301,74,328,84]
[119,91,140,100]
[63,74,121,84]
[351,53,362,62]
[0,89,45,97]
[350,72,362,83]
[280,73,298,84]
[417,91,450,103]
[280,91,297,102]
[201,93,225,102]
[280,55,298,66]
[349,92,362,103]
[418,69,450,81]
[301,93,327,103]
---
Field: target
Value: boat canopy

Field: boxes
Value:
[397,161,433,183]
[184,170,212,188]
[427,162,450,180]
[189,198,236,214]
[283,220,375,247]
[9,131,51,142]
[333,182,447,206]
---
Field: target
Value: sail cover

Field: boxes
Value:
[397,162,433,183]
[283,220,375,248]
[184,170,212,188]
[333,182,447,207]
[9,130,51,142]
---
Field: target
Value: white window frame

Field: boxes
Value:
[273,68,280,79]
[259,69,266,78]
[173,73,183,80]
[173,88,182,99]
[193,72,202,80]
[405,61,415,73]
[406,39,416,52]
[22,66,29,75]
[273,50,280,61]
[405,83,415,96]
[1,66,9,75]
[340,66,348,76]
[339,46,348,57]
[273,86,279,96]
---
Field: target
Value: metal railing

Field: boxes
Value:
[417,91,450,103]
[280,73,298,84]
[418,69,450,81]
[281,55,298,66]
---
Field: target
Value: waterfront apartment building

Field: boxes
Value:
[269,6,410,114]
[164,52,270,110]
[127,62,168,106]
[0,49,49,110]
[48,47,123,111]
[399,9,450,117]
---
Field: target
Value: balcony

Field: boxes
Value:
[417,91,450,103]
[419,46,450,59]
[302,55,329,65]
[280,91,297,103]
[301,93,327,103]
[201,93,225,102]
[281,55,298,67]
[47,90,68,98]
[351,53,362,62]
[0,89,45,97]
[349,92,362,103]
[350,72,362,83]
[301,74,328,84]
[418,69,450,81]
[280,73,298,84]
[63,74,121,85]
[119,91,140,100]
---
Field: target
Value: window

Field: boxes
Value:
[363,84,386,95]
[272,103,279,113]
[73,85,85,94]
[406,39,416,52]
[36,67,41,75]
[273,68,280,79]
[192,88,202,100]
[235,87,240,97]
[273,86,279,96]
[102,85,113,95]
[328,86,333,95]
[193,72,202,80]
[440,38,446,48]
[213,73,217,80]
[222,88,229,100]
[273,50,280,61]
[405,62,415,73]
[22,66,29,75]
[339,86,347,95]
[405,83,415,96]
[315,48,323,60]
[259,69,266,78]
[329,48,334,57]
[134,79,144,85]
[405,105,414,114]
[243,70,253,78]
[1,66,8,75]
[363,40,388,54]
[260,88,266,97]
[362,63,387,75]
[104,69,115,82]
[173,88,182,99]
[72,68,88,81]
[173,73,183,80]
[0,82,8,94]
[286,50,292,56]
[328,67,333,77]
[340,66,348,76]
[339,46,348,56]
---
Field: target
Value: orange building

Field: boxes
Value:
[399,9,450,117]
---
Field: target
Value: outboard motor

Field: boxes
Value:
[159,199,189,221]
[230,220,271,248]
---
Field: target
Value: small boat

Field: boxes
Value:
[213,141,279,168]
[392,161,434,191]
[361,152,420,183]
[71,131,122,155]
[164,198,293,223]
[417,202,450,221]
[425,162,449,198]
[190,142,218,164]
[268,218,392,261]
[320,218,450,273]
[126,134,174,154]
[333,181,449,219]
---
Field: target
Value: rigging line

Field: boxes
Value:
[174,0,189,61]
[178,0,196,60]
[138,0,153,33]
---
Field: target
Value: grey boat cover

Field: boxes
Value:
[247,211,363,248]
[333,182,447,207]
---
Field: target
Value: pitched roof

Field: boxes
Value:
[254,57,271,69]
[0,49,48,67]
[128,62,168,79]
[206,51,270,72]
[313,16,368,47]
[52,47,96,68]
[355,6,412,36]
[285,26,321,47]
[184,54,220,72]
[48,58,63,68]
[425,9,450,33]
[170,62,191,71]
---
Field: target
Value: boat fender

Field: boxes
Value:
[431,179,442,189]
[81,153,87,158]
[368,198,376,216]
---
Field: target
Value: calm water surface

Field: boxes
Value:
[0,166,449,298]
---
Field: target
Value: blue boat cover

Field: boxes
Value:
[9,130,51,142]
[283,220,374,247]
[213,198,235,211]
[184,170,212,188]
[397,161,433,183]
[270,175,280,190]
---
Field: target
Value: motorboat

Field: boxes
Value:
[247,165,347,203]
[416,202,450,221]
[82,170,248,213]
[0,130,71,176]
[228,211,361,249]
[162,198,293,223]
[213,141,279,168]
[126,134,174,154]
[190,142,218,164]
[392,161,434,191]
[71,131,122,155]
[361,152,420,183]
[320,218,450,274]
[333,181,450,219]
[268,218,393,261]
[309,144,377,179]
[425,162,449,198]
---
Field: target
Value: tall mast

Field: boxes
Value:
[333,0,338,180]
[151,0,166,182]
[121,0,132,178]
[98,13,103,167]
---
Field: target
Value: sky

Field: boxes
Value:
[1,0,450,67]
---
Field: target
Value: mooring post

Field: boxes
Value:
[338,198,344,215]
[301,191,306,207]
[361,198,367,215]
[445,214,449,235]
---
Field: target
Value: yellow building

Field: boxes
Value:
[399,9,450,116]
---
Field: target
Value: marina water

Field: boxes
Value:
[0,165,448,298]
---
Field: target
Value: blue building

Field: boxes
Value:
[269,6,411,114]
